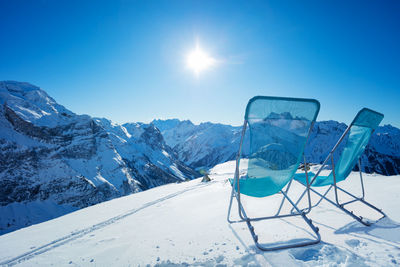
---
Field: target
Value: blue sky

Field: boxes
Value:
[0,0,399,127]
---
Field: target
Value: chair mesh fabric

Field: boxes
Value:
[236,96,320,197]
[295,108,384,187]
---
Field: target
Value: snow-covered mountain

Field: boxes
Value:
[152,119,400,175]
[0,81,197,234]
[153,119,250,169]
[1,81,398,236]
[1,160,399,266]
[95,118,198,189]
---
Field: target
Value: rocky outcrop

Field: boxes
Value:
[0,81,198,234]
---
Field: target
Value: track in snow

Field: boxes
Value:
[0,181,213,266]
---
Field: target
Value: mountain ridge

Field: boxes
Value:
[152,118,400,175]
[1,80,399,235]
[0,81,198,234]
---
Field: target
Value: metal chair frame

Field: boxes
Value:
[292,122,386,226]
[227,120,321,251]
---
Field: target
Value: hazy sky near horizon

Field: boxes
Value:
[0,0,399,127]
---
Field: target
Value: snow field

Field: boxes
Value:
[0,160,399,266]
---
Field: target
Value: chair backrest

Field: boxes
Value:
[331,108,384,183]
[243,96,320,196]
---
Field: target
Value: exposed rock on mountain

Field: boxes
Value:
[152,119,249,170]
[153,119,400,175]
[1,80,398,235]
[0,81,197,234]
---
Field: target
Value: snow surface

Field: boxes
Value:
[0,160,399,266]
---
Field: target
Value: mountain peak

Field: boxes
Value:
[0,81,76,127]
[0,81,41,93]
[151,118,194,133]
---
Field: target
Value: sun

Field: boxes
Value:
[186,44,216,75]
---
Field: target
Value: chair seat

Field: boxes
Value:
[294,172,333,187]
[229,177,283,198]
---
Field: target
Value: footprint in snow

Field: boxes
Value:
[345,239,361,248]
[290,243,366,265]
[215,255,224,263]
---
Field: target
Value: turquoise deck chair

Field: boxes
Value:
[293,108,386,226]
[227,96,321,251]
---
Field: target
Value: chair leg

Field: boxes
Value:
[229,187,321,251]
[227,184,235,223]
[334,185,386,224]
[294,171,386,227]
[309,187,370,226]
[308,185,385,226]
[312,185,332,208]
[291,186,308,213]
[330,159,386,225]
[291,183,332,214]
[275,179,293,216]
[227,184,246,224]
[358,160,366,200]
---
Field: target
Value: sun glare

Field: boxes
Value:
[186,45,216,75]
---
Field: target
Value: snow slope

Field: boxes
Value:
[0,160,399,266]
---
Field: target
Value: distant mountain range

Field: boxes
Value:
[152,118,400,176]
[1,81,399,234]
